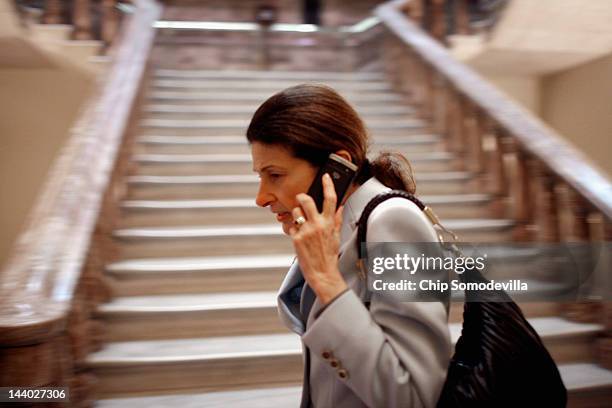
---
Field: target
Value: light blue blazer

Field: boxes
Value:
[277,177,452,408]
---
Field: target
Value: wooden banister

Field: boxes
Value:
[0,0,160,402]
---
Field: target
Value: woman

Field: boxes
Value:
[247,84,451,408]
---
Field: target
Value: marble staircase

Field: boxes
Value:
[90,68,612,407]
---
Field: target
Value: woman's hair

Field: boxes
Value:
[246,84,416,193]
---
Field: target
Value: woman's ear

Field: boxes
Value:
[334,150,353,164]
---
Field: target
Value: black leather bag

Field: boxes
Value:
[356,190,567,407]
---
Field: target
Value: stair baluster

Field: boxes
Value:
[482,122,508,218]
[464,103,486,176]
[510,147,535,241]
[535,167,561,243]
[42,0,62,24]
[73,0,93,40]
[430,0,446,44]
[101,0,119,46]
[454,0,470,35]
[559,190,600,323]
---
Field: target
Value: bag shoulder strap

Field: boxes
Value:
[356,190,429,308]
[356,190,427,261]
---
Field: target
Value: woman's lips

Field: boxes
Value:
[275,212,291,222]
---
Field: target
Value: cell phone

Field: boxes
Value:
[307,153,358,212]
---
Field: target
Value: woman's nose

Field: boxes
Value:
[255,183,274,208]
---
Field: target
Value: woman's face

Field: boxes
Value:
[251,142,318,235]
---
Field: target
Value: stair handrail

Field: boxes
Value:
[377,0,612,221]
[0,0,160,392]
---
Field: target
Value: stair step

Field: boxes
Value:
[86,333,303,397]
[443,218,514,231]
[93,361,612,407]
[143,104,416,120]
[106,247,560,299]
[143,101,417,114]
[61,40,102,60]
[130,151,455,175]
[29,23,72,42]
[88,363,612,407]
[98,291,564,342]
[96,291,284,341]
[113,219,514,259]
[125,172,477,200]
[136,135,253,154]
[148,91,403,104]
[143,104,415,117]
[562,363,612,407]
[143,113,419,123]
[106,254,293,296]
[119,193,494,228]
[87,318,603,397]
[113,224,291,258]
[140,118,426,129]
[135,134,443,154]
[96,385,302,407]
[138,118,427,136]
[153,79,393,92]
[154,69,386,81]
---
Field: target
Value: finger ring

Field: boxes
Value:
[293,216,306,226]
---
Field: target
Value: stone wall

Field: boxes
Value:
[0,67,93,268]
[542,52,612,178]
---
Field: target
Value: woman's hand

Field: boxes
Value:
[289,173,348,305]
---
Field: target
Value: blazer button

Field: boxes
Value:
[321,350,332,360]
[337,368,349,379]
[330,359,340,368]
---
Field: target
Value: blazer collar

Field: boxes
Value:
[340,177,391,244]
